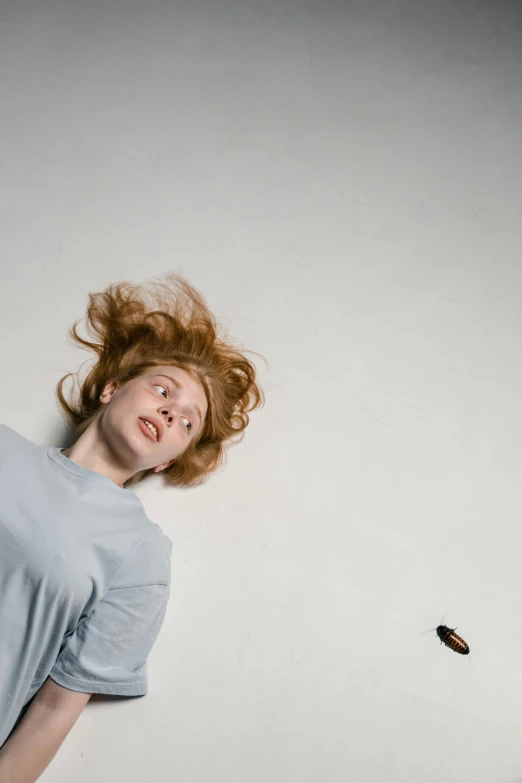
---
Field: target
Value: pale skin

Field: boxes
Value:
[0,365,208,781]
[62,365,208,487]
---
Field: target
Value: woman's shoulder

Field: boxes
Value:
[0,425,44,468]
[113,522,173,589]
[0,424,27,445]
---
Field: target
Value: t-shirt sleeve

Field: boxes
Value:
[49,580,171,696]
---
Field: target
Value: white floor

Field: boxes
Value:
[2,1,522,781]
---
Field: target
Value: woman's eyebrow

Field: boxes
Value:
[156,374,203,427]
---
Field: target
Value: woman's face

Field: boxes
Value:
[99,365,209,476]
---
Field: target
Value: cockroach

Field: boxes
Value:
[436,624,470,655]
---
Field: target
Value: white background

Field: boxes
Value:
[1,1,522,781]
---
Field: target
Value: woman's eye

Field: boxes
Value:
[155,385,191,433]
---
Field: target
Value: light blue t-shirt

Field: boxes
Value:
[0,425,173,747]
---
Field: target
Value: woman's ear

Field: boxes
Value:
[154,460,175,473]
[99,380,120,404]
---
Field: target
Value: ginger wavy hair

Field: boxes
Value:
[56,273,265,489]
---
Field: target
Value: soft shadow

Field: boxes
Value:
[88,693,145,708]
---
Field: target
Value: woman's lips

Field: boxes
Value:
[138,418,157,442]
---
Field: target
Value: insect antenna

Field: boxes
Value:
[420,609,448,635]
